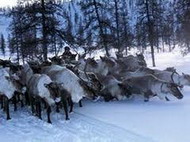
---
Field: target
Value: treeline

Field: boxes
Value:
[1,0,190,66]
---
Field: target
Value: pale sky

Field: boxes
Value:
[0,0,71,7]
[0,0,17,7]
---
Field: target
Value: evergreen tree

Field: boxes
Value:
[9,0,60,61]
[136,0,163,66]
[176,0,190,52]
[80,0,111,56]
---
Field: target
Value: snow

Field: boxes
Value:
[0,49,190,142]
[0,0,17,8]
[0,108,153,142]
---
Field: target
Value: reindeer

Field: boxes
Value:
[96,74,132,102]
[116,54,147,72]
[19,63,57,123]
[44,82,71,120]
[0,68,26,120]
[123,74,183,102]
[153,71,190,88]
[43,65,99,112]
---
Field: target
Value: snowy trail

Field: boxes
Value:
[0,107,154,142]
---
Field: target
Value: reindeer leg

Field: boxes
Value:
[25,92,30,106]
[35,99,38,116]
[47,106,52,124]
[79,100,83,107]
[62,99,69,120]
[3,97,6,112]
[31,97,35,114]
[68,98,73,113]
[36,98,42,120]
[1,96,4,109]
[17,93,20,103]
[157,94,165,100]
[38,100,42,120]
[19,94,24,108]
[42,99,47,109]
[165,96,170,101]
[56,102,60,113]
[5,97,11,120]
[144,92,150,102]
[13,95,17,111]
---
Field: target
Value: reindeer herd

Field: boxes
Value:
[0,52,189,123]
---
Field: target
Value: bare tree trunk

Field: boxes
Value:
[93,0,109,56]
[145,0,156,67]
[162,38,165,52]
[41,0,48,61]
[114,0,120,53]
[169,40,172,52]
[187,42,190,52]
[16,37,20,63]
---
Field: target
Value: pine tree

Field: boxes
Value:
[9,0,60,61]
[176,0,190,52]
[80,0,111,56]
[136,0,163,66]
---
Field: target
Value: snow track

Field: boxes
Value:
[0,107,154,142]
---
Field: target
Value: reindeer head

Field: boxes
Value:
[44,82,59,98]
[5,74,26,94]
[136,53,147,67]
[66,64,79,75]
[49,56,63,65]
[118,83,132,98]
[100,89,115,102]
[165,83,183,99]
[41,61,52,67]
[181,73,190,86]
[136,53,145,61]
[100,56,116,67]
[8,63,23,74]
[86,58,98,68]
[70,54,77,60]
[0,59,12,68]
[165,67,177,73]
[88,73,103,92]
[27,61,41,74]
[78,79,98,100]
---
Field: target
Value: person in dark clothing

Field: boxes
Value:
[61,46,76,63]
[62,46,72,58]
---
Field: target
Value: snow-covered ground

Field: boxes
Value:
[0,49,190,142]
[0,106,154,142]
